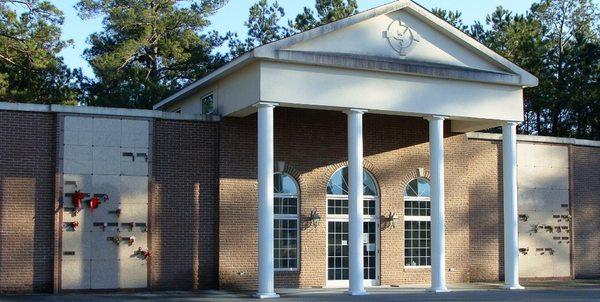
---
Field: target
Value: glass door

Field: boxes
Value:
[363,221,377,280]
[326,213,379,287]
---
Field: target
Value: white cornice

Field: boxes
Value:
[467,132,600,148]
[0,102,220,121]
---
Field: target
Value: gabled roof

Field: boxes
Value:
[154,0,538,110]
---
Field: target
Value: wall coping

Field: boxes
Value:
[467,132,600,148]
[0,101,220,122]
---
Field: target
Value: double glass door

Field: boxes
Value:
[326,198,379,287]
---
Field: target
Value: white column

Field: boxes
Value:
[346,109,367,296]
[426,116,448,293]
[502,122,524,290]
[255,102,279,299]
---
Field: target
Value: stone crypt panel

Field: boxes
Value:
[60,115,150,290]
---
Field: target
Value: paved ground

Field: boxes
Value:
[1,280,599,301]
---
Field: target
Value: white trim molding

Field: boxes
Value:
[0,102,220,122]
[466,132,600,148]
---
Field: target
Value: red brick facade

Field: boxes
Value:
[219,108,473,289]
[151,119,220,290]
[0,111,56,293]
[465,139,504,281]
[572,146,600,278]
[0,107,598,293]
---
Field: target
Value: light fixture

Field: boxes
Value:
[277,161,285,173]
[309,208,320,227]
[417,167,425,178]
[388,210,399,228]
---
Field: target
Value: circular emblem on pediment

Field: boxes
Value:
[385,20,420,56]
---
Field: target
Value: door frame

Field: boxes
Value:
[325,194,380,288]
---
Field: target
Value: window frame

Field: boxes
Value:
[201,93,215,114]
[325,166,381,286]
[273,172,300,272]
[403,178,432,269]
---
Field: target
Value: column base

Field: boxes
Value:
[429,287,450,293]
[346,290,368,296]
[504,284,524,290]
[253,292,280,299]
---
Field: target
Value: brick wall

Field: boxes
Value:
[572,146,600,278]
[0,110,56,293]
[150,119,220,290]
[218,108,472,289]
[465,139,504,281]
[0,106,598,293]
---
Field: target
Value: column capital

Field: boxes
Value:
[503,121,520,127]
[253,102,278,108]
[344,108,368,115]
[424,115,448,121]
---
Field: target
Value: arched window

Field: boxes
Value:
[326,167,379,216]
[326,167,379,197]
[404,178,431,267]
[274,172,299,270]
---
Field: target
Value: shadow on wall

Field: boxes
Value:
[571,147,600,279]
[221,108,436,181]
[0,111,56,293]
[150,119,219,290]
[466,139,504,282]
[218,107,465,289]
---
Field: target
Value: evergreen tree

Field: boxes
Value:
[431,8,468,32]
[289,0,358,33]
[76,0,227,109]
[228,0,286,58]
[481,6,549,135]
[0,0,80,104]
[433,1,599,139]
[530,0,599,137]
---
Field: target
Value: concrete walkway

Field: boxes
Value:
[1,281,599,301]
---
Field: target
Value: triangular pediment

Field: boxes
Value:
[285,10,504,73]
[253,0,537,86]
[154,0,537,112]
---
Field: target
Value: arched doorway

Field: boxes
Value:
[325,166,380,287]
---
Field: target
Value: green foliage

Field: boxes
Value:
[289,0,357,33]
[433,1,600,139]
[431,8,468,32]
[314,0,357,24]
[0,0,80,104]
[231,0,358,58]
[76,0,227,109]
[528,0,600,138]
[227,0,286,57]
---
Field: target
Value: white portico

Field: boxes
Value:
[155,0,538,297]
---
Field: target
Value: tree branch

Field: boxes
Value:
[1,0,33,10]
[0,53,19,66]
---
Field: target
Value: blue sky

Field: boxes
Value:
[52,0,536,77]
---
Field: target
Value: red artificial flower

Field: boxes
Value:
[89,196,101,209]
[72,191,85,209]
[142,250,152,259]
[137,247,151,259]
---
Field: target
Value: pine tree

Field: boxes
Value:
[289,0,358,33]
[530,0,599,137]
[76,0,227,108]
[228,0,287,58]
[0,0,80,104]
[431,8,468,32]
